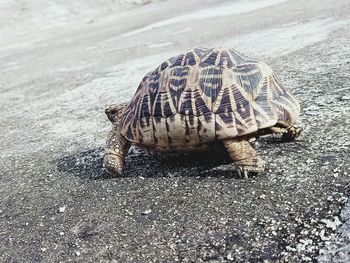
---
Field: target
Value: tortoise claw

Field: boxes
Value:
[243,169,249,179]
[235,158,265,178]
[237,168,242,178]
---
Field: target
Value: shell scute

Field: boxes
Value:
[120,48,300,148]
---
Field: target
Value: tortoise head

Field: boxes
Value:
[105,103,127,125]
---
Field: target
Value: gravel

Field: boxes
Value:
[1,0,350,262]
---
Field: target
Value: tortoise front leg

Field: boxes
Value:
[104,126,131,176]
[223,138,265,178]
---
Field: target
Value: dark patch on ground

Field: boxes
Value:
[56,137,291,180]
[56,145,236,180]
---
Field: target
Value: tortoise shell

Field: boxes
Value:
[120,48,300,150]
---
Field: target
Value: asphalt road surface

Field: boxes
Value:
[1,0,350,262]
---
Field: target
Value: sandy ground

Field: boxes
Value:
[1,0,350,262]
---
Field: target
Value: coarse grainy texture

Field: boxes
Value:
[1,0,350,262]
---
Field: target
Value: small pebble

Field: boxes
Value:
[319,229,327,241]
[341,95,350,101]
[259,194,266,199]
[320,216,342,230]
[141,209,152,215]
[227,252,234,261]
[304,105,320,115]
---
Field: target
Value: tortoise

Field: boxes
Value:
[104,47,302,178]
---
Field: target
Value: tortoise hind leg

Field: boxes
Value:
[270,122,303,141]
[283,123,303,141]
[104,126,131,176]
[223,138,265,178]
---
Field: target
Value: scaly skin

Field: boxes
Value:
[269,123,303,141]
[105,103,127,124]
[104,125,131,176]
[223,138,265,178]
[283,123,303,141]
